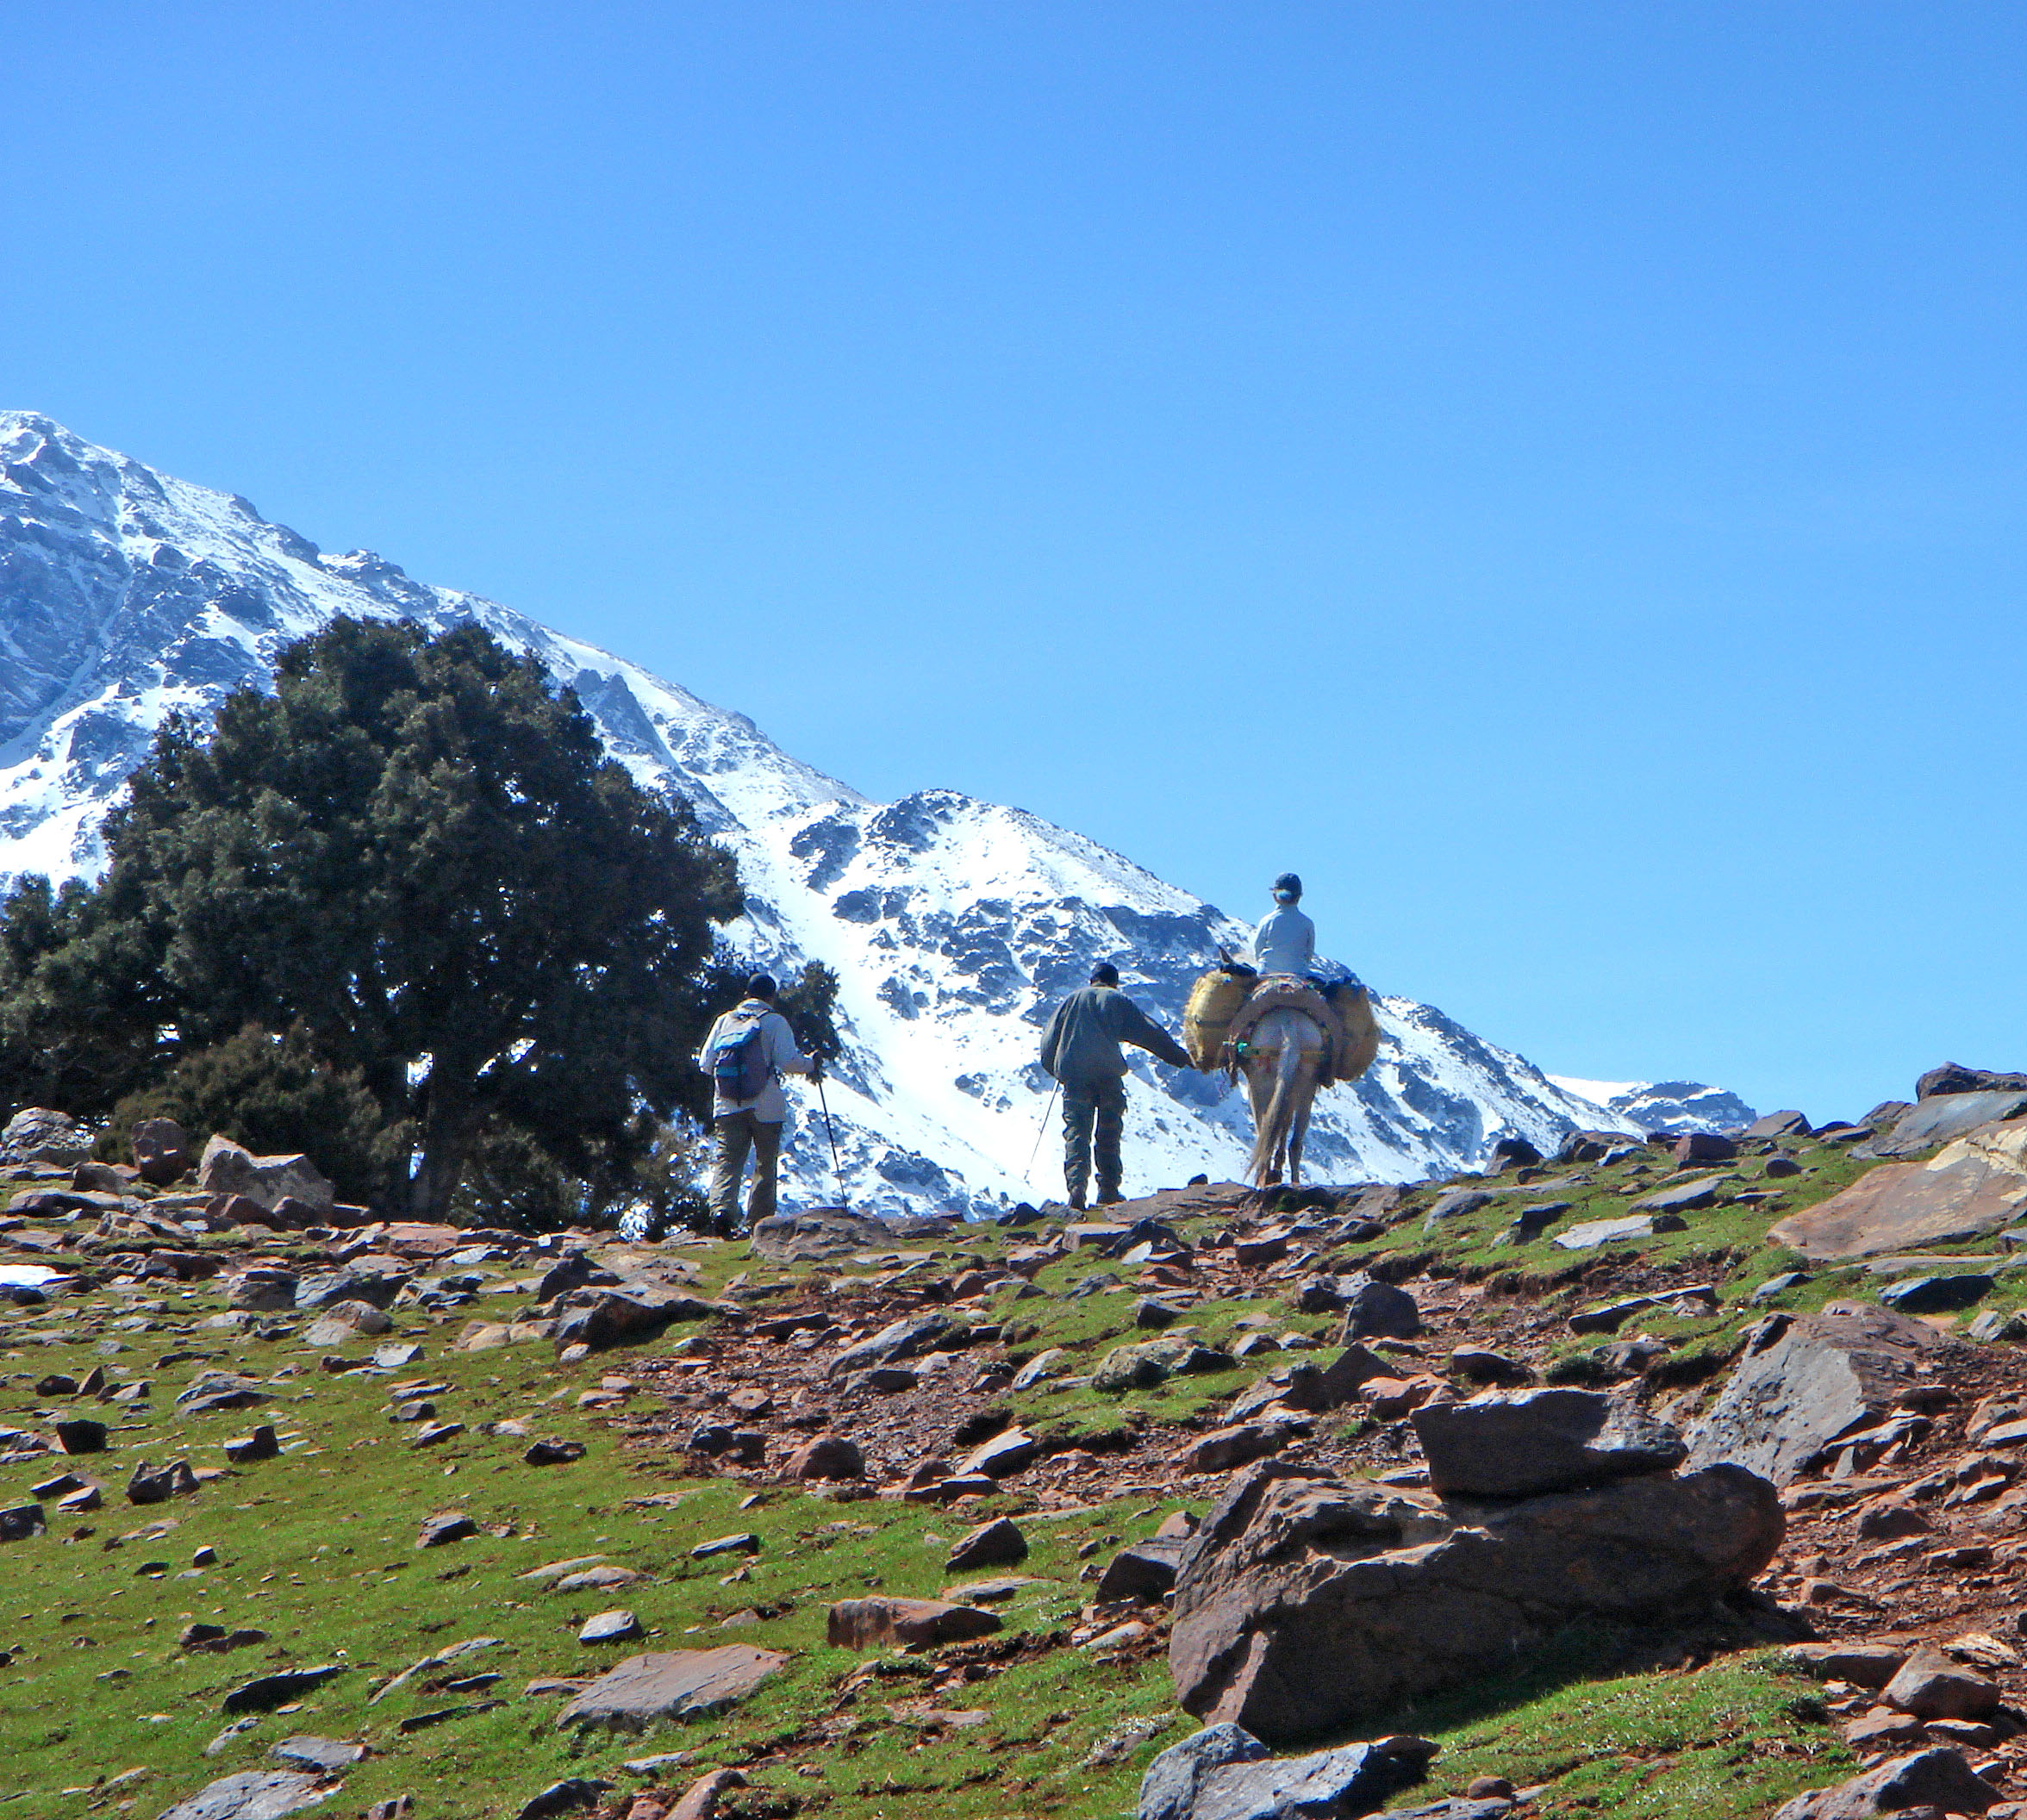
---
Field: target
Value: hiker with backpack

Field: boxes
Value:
[1039,962,1194,1210]
[698,972,820,1237]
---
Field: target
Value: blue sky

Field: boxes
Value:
[6,3,2024,1121]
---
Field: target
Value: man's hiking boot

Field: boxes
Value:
[1067,1191,1088,1212]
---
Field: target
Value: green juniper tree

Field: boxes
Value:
[1,618,742,1222]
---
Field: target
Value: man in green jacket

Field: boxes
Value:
[1039,962,1194,1210]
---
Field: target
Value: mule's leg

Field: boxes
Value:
[1288,1063,1316,1186]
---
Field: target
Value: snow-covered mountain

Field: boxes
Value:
[1547,1076,1758,1137]
[2,410,1662,1214]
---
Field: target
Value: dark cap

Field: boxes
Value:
[1089,962,1120,986]
[745,972,778,1000]
[1271,872,1302,898]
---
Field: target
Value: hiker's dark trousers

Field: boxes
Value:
[709,1111,783,1235]
[1061,1075,1126,1206]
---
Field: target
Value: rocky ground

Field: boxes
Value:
[4,1089,2027,1820]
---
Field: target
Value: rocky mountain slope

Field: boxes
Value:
[0,411,1736,1213]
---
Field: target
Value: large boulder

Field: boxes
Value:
[198,1137,336,1217]
[129,1117,192,1186]
[1768,1117,2027,1259]
[1917,1063,2027,1100]
[1683,1303,1947,1486]
[1411,1389,1685,1497]
[1168,1457,1781,1744]
[1137,1723,1438,1820]
[1,1108,91,1167]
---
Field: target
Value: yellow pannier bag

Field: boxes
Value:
[1332,985,1381,1081]
[1184,968,1252,1071]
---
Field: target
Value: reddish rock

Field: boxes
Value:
[786,1436,864,1480]
[826,1597,1001,1650]
[1879,1647,2002,1719]
[945,1518,1027,1573]
[669,1769,746,1820]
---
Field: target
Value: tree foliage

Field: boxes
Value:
[1,619,743,1222]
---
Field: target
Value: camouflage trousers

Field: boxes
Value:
[1061,1075,1126,1206]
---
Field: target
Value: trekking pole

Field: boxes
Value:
[1025,1081,1059,1183]
[814,1069,846,1206]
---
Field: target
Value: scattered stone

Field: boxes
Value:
[1684,1302,1945,1485]
[198,1136,336,1216]
[1448,1347,1529,1386]
[945,1517,1028,1572]
[956,1426,1038,1478]
[525,1439,586,1467]
[579,1610,645,1645]
[127,1460,198,1505]
[1412,1389,1686,1496]
[1185,1414,1312,1474]
[180,1624,271,1654]
[1673,1132,1737,1164]
[660,1767,745,1820]
[1551,1213,1688,1250]
[178,1373,271,1416]
[554,1566,640,1594]
[416,1512,478,1549]
[1232,1232,1289,1268]
[556,1647,788,1730]
[412,1422,465,1448]
[1,1503,48,1541]
[270,1738,366,1774]
[787,1435,864,1480]
[1769,1746,1999,1818]
[1747,1111,1812,1139]
[225,1426,281,1465]
[1765,1156,1804,1179]
[130,1117,192,1185]
[1334,1275,1421,1341]
[1095,1337,1234,1392]
[155,1770,331,1820]
[1098,1536,1192,1605]
[1010,1349,1063,1391]
[513,1779,613,1820]
[1880,1272,1993,1312]
[1634,1178,1721,1214]
[826,1597,1001,1649]
[54,1418,107,1454]
[1751,1272,1810,1302]
[827,1311,967,1378]
[1138,1722,1438,1820]
[1879,1646,2002,1719]
[222,1664,345,1714]
[689,1533,760,1560]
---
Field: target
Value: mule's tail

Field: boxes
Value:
[1247,1037,1307,1186]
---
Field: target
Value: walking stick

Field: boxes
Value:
[814,1069,846,1208]
[1025,1081,1060,1184]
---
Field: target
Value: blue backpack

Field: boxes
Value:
[710,1013,773,1101]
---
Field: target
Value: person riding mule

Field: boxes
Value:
[1184,875,1380,1187]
